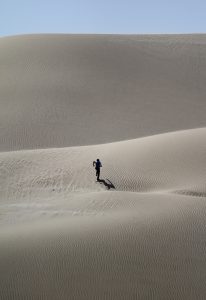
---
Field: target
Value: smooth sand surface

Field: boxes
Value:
[1,34,206,299]
[1,34,206,151]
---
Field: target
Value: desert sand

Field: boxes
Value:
[1,34,206,299]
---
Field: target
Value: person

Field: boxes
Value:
[93,159,102,181]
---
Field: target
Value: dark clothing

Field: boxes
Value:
[96,161,101,169]
[94,160,102,181]
[96,167,100,181]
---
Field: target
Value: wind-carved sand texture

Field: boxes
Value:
[1,34,206,299]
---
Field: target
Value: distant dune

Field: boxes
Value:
[1,34,206,151]
[1,34,206,299]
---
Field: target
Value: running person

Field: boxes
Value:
[93,159,102,181]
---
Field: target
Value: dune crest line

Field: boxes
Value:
[1,127,206,226]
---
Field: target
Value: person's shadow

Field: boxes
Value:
[97,178,115,190]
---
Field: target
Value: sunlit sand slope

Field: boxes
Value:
[1,128,206,299]
[1,34,206,151]
[1,128,205,211]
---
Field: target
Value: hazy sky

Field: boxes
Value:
[1,0,206,37]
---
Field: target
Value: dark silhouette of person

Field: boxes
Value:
[93,159,102,181]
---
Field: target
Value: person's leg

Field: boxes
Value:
[97,169,100,181]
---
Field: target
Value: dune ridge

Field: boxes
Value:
[1,128,206,206]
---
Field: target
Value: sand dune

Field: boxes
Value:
[1,128,206,299]
[1,34,206,299]
[1,192,206,300]
[1,128,206,209]
[1,34,206,151]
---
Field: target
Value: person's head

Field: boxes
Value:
[97,159,100,162]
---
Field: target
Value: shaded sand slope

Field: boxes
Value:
[1,129,206,299]
[1,34,206,151]
[1,193,206,300]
